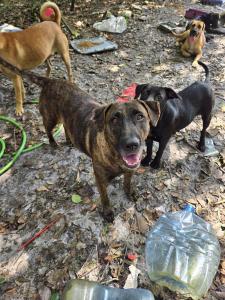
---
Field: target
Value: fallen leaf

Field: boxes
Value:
[124,265,141,289]
[0,277,6,285]
[109,65,119,72]
[36,185,49,192]
[134,212,149,233]
[71,194,82,204]
[136,167,146,174]
[110,264,120,278]
[38,286,51,300]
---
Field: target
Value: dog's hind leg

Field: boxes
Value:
[141,138,153,166]
[64,126,72,145]
[40,111,58,147]
[198,114,212,152]
[62,51,73,83]
[181,48,191,58]
[12,75,24,116]
[45,59,52,77]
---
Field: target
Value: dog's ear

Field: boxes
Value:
[135,84,148,100]
[94,104,113,130]
[202,22,205,31]
[165,88,180,99]
[138,100,161,127]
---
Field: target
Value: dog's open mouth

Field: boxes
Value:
[190,30,198,38]
[122,153,141,168]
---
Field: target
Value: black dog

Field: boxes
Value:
[135,61,215,169]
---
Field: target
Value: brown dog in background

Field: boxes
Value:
[172,20,206,68]
[0,1,73,115]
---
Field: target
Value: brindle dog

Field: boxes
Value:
[0,57,160,222]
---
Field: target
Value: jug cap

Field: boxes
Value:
[183,204,195,213]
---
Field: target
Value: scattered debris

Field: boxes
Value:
[93,15,127,33]
[0,1,225,300]
[70,37,118,54]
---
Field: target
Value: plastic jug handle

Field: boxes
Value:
[183,204,195,213]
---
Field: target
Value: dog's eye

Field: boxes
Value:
[198,25,201,29]
[136,113,144,121]
[111,116,119,124]
[155,95,162,101]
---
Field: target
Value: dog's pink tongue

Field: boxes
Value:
[189,36,195,43]
[123,154,140,166]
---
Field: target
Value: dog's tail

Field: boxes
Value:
[198,61,210,82]
[0,57,48,87]
[40,1,61,26]
[171,31,185,37]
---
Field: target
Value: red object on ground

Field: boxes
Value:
[45,7,54,17]
[116,83,137,103]
[127,253,137,261]
[17,216,61,251]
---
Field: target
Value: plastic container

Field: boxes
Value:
[62,279,155,300]
[93,15,127,33]
[145,204,221,300]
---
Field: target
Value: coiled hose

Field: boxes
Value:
[0,115,62,176]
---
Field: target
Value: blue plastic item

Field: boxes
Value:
[62,279,155,300]
[145,204,221,299]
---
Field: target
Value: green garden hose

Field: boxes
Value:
[0,115,62,175]
[0,138,6,159]
[0,115,27,175]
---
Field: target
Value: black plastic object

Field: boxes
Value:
[70,37,118,54]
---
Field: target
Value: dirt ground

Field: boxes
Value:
[0,0,225,299]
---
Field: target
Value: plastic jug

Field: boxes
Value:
[145,204,221,299]
[62,279,155,300]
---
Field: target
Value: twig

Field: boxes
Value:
[17,215,62,251]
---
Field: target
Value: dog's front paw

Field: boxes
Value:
[192,61,198,68]
[102,208,114,223]
[197,143,205,152]
[126,189,138,202]
[150,159,160,169]
[50,140,59,148]
[16,106,24,116]
[141,156,151,166]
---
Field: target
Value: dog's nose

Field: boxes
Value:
[125,138,140,151]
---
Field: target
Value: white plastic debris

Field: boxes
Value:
[0,23,22,32]
[93,15,127,33]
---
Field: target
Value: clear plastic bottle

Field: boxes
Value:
[62,279,155,300]
[145,204,221,299]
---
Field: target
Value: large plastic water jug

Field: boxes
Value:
[145,204,221,299]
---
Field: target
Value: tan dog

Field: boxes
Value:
[0,1,73,115]
[172,20,206,68]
